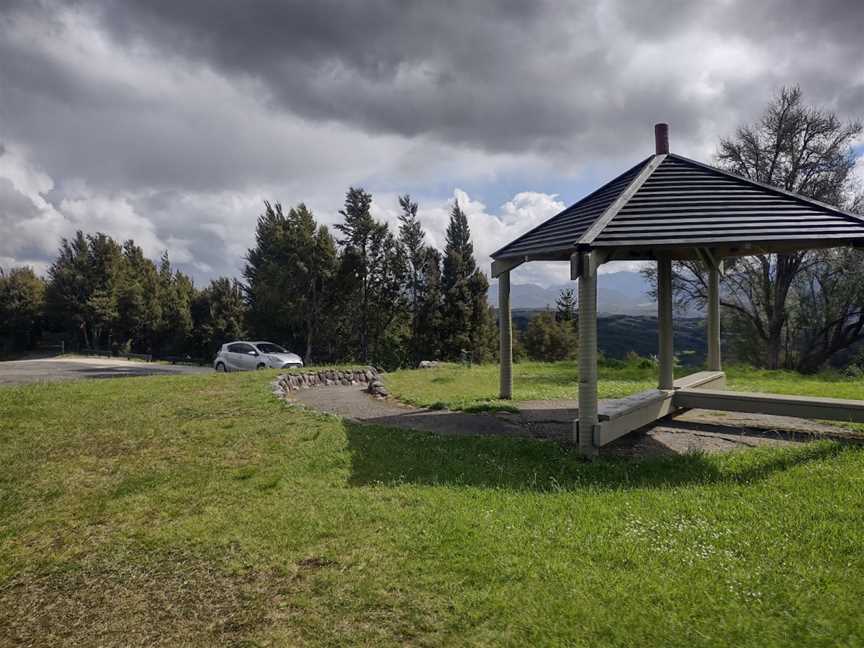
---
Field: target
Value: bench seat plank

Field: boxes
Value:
[675,388,864,423]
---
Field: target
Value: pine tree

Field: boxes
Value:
[397,194,442,364]
[117,240,162,353]
[555,288,577,322]
[0,266,45,351]
[335,188,377,361]
[192,277,246,356]
[244,202,338,362]
[46,231,123,349]
[157,252,194,356]
[334,188,408,365]
[441,200,490,360]
[414,246,444,361]
[398,194,424,307]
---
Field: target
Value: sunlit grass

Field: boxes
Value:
[387,360,864,423]
[386,360,660,411]
[2,370,864,646]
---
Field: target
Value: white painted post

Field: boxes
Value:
[657,255,674,390]
[576,251,599,456]
[707,262,721,372]
[498,270,513,399]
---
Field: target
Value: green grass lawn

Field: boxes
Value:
[386,361,864,415]
[3,370,864,646]
[386,360,659,411]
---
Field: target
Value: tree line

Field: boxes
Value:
[4,86,864,373]
[242,188,495,367]
[0,189,495,369]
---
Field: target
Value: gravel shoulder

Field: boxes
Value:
[0,356,211,385]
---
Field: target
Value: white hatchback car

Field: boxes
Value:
[214,341,304,372]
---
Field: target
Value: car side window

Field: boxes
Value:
[228,343,253,354]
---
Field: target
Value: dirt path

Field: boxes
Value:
[286,385,526,438]
[286,384,859,457]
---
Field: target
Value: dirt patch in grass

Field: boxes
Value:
[0,552,301,647]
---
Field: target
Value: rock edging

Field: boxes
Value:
[275,367,387,398]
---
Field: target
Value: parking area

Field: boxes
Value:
[0,356,212,386]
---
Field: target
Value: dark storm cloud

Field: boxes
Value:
[28,0,861,157]
[1,0,862,281]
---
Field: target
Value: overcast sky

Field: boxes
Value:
[1,0,863,287]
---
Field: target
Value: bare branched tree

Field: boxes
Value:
[648,86,863,370]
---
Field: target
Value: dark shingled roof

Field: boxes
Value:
[492,153,864,261]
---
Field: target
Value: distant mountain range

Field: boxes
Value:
[488,271,666,315]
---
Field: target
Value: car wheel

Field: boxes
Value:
[256,363,266,370]
[216,362,227,372]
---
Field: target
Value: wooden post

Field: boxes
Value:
[707,262,721,372]
[576,251,599,456]
[498,270,513,399]
[657,255,674,390]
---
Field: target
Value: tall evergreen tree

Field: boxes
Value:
[304,222,338,361]
[44,231,196,356]
[0,266,45,351]
[555,288,577,322]
[116,240,162,353]
[157,252,195,356]
[244,202,292,344]
[245,202,337,362]
[441,200,491,360]
[46,231,123,349]
[414,246,444,361]
[192,277,247,357]
[335,188,408,365]
[397,194,442,364]
[335,188,376,361]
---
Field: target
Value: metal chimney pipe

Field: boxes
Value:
[655,123,669,155]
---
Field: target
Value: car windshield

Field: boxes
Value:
[255,343,287,354]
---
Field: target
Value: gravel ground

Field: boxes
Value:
[0,356,211,385]
[285,384,860,457]
[286,385,525,437]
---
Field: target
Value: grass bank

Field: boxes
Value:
[2,370,864,645]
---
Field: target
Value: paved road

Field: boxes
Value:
[0,356,212,385]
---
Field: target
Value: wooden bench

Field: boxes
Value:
[591,371,726,446]
[674,388,864,424]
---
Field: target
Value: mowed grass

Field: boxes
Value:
[2,370,864,646]
[386,361,864,416]
[386,361,659,411]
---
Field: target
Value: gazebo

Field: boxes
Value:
[491,124,864,456]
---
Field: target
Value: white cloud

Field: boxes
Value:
[0,145,175,268]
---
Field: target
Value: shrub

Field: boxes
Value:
[522,311,578,362]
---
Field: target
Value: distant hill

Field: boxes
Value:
[488,270,701,316]
[509,312,708,367]
[488,271,656,315]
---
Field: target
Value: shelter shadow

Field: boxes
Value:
[344,419,847,492]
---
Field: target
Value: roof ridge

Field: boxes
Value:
[489,155,653,259]
[577,153,666,247]
[667,153,864,225]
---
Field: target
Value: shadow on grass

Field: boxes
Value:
[345,420,849,492]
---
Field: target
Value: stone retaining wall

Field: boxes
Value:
[276,367,380,393]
